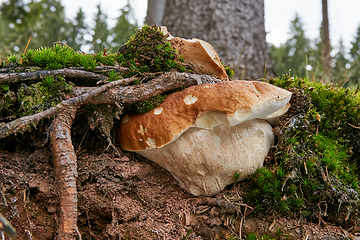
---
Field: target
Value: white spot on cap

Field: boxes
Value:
[183,94,198,105]
[122,115,130,123]
[154,107,163,115]
[145,138,156,149]
[138,125,147,135]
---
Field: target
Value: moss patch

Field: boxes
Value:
[242,75,360,226]
[20,44,116,71]
[129,94,167,114]
[17,75,74,116]
[117,25,187,77]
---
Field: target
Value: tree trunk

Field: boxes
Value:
[145,0,166,26]
[321,0,332,83]
[162,0,273,80]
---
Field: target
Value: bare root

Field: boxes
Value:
[51,105,79,240]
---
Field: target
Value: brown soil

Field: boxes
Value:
[0,131,358,240]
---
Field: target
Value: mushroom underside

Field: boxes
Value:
[136,119,275,196]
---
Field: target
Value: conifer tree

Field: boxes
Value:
[112,1,138,47]
[0,0,41,55]
[321,0,332,83]
[307,35,323,81]
[0,0,69,54]
[89,4,110,52]
[34,0,70,47]
[333,39,349,84]
[348,25,360,87]
[67,8,88,51]
[270,14,311,77]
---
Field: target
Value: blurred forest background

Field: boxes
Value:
[1,0,360,88]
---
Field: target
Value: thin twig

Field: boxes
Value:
[348,123,360,129]
[23,34,32,55]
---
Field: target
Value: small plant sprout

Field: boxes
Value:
[233,171,242,188]
[7,54,17,63]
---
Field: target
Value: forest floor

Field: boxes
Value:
[0,130,357,240]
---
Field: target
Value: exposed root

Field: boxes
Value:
[51,105,79,239]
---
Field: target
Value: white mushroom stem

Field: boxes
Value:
[137,119,274,196]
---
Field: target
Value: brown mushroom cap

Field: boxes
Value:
[118,80,292,151]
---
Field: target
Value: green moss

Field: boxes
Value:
[16,75,73,116]
[246,233,278,240]
[0,44,117,71]
[222,62,234,79]
[0,90,17,115]
[117,25,186,77]
[0,26,194,124]
[7,54,17,63]
[244,74,360,224]
[105,70,120,81]
[129,94,167,113]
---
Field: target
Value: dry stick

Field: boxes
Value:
[0,68,109,84]
[0,65,128,74]
[90,72,222,105]
[23,34,32,55]
[51,105,80,240]
[0,76,138,139]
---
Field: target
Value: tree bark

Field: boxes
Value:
[162,0,273,80]
[321,0,332,83]
[145,0,166,25]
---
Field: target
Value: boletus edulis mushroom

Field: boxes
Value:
[118,81,292,196]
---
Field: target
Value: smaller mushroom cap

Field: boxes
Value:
[161,26,228,80]
[170,37,229,80]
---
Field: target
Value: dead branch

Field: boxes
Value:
[51,105,79,240]
[0,68,109,84]
[89,71,222,104]
[0,65,128,74]
[0,66,41,73]
[0,72,221,139]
